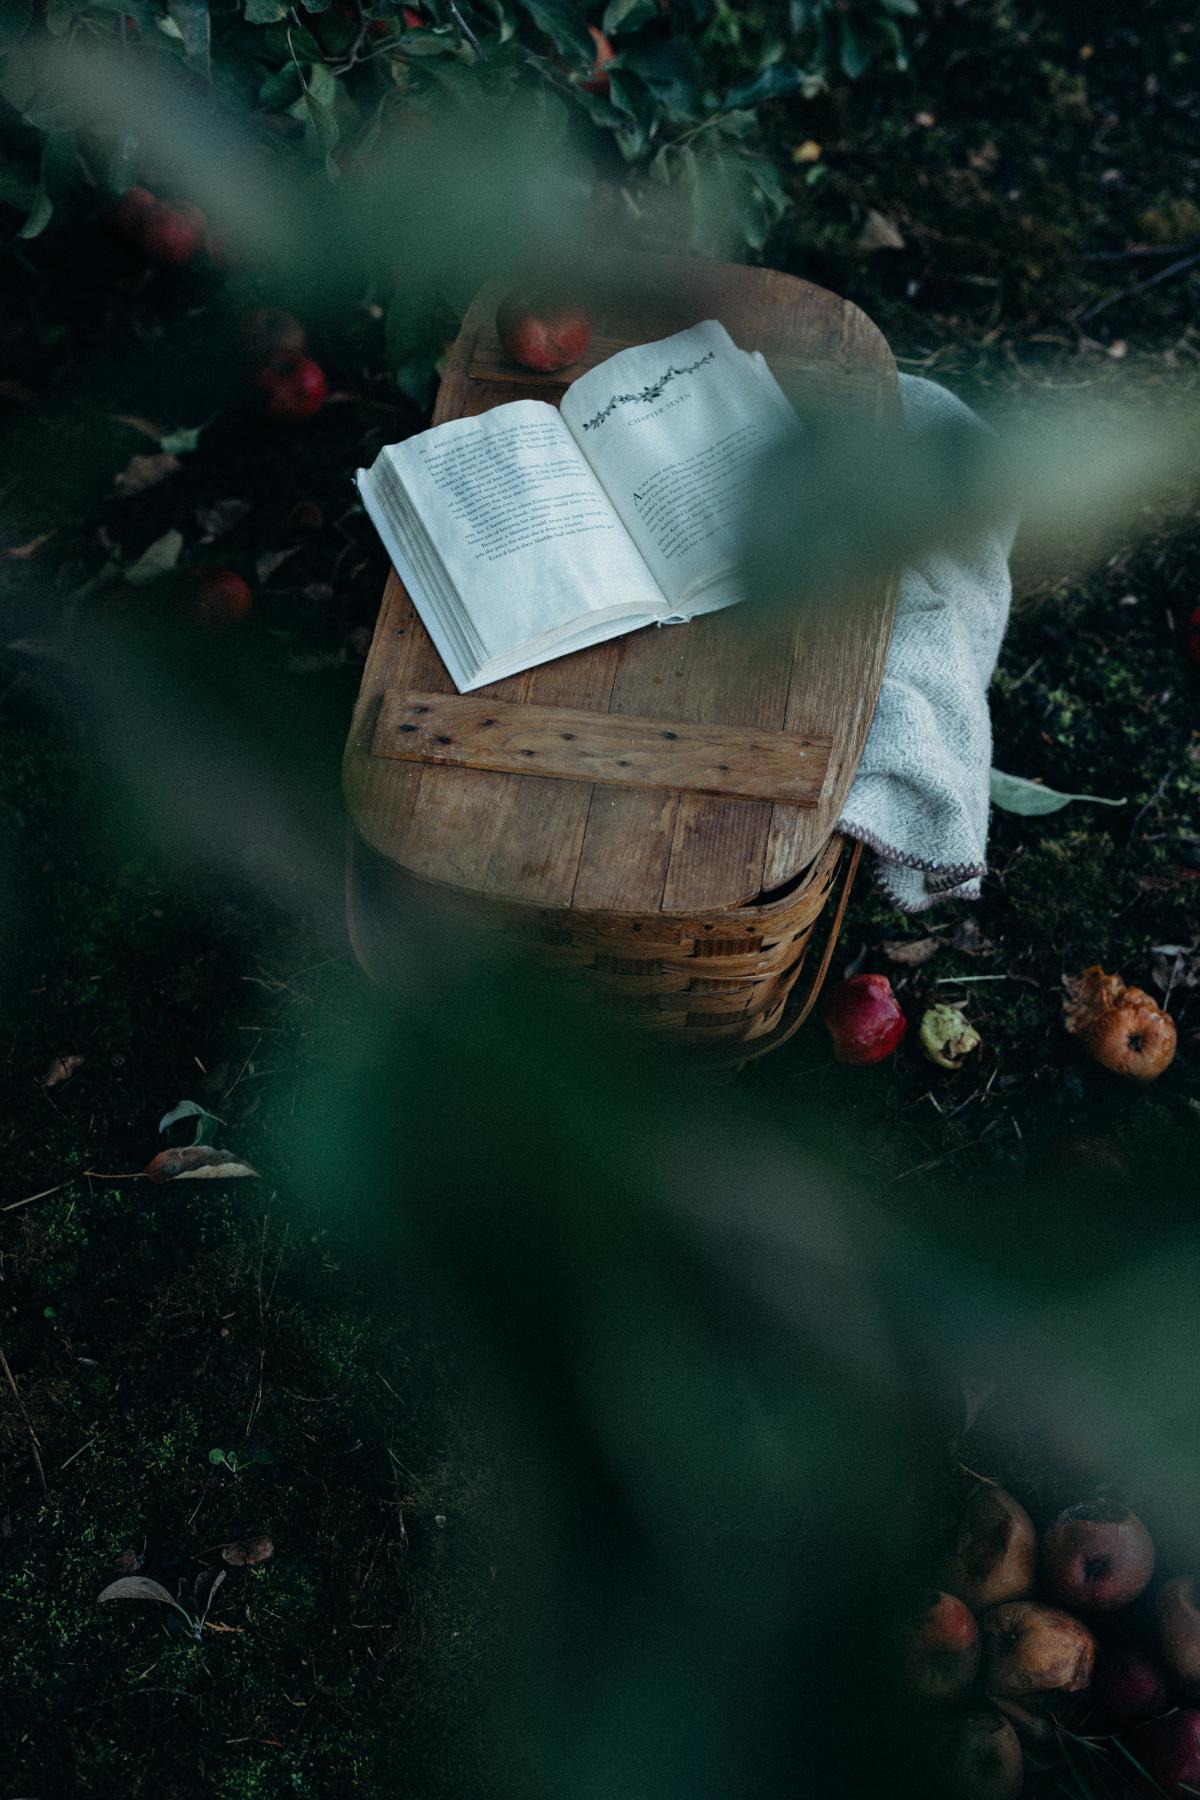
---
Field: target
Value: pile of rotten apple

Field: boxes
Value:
[904,1480,1200,1798]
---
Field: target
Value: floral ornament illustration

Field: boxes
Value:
[579,350,716,431]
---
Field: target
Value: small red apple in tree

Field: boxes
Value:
[140,200,206,267]
[1093,1647,1172,1727]
[1042,1504,1155,1611]
[255,354,328,423]
[1128,1708,1200,1799]
[104,185,156,240]
[898,1590,981,1703]
[176,566,252,629]
[239,308,307,366]
[496,290,593,373]
[980,1602,1096,1698]
[821,972,907,1066]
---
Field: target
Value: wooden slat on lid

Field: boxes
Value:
[343,258,898,916]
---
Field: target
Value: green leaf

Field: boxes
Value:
[0,0,33,51]
[988,769,1127,817]
[839,14,871,79]
[245,0,288,22]
[879,0,919,15]
[259,64,303,108]
[166,0,212,76]
[158,421,210,455]
[208,1447,228,1465]
[18,186,53,241]
[513,0,594,63]
[602,0,656,34]
[723,60,808,108]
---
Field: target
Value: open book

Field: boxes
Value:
[356,320,798,693]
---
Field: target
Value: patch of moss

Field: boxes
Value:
[1005,830,1122,954]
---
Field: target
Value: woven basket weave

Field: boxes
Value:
[347,831,862,1065]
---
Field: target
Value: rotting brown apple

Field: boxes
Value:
[899,1590,981,1703]
[1042,1504,1156,1611]
[936,1484,1038,1612]
[981,1601,1096,1697]
[1157,1576,1200,1697]
[944,1711,1023,1800]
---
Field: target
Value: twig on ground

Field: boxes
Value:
[0,1345,50,1500]
[1077,248,1200,323]
[2,1181,71,1213]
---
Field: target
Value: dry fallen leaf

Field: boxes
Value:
[41,1053,83,1089]
[114,452,181,498]
[221,1534,274,1567]
[145,1146,260,1183]
[857,209,906,251]
[3,532,55,560]
[880,937,941,967]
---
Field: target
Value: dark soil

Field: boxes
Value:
[2,2,1198,1795]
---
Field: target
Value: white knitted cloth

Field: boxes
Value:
[836,374,1016,912]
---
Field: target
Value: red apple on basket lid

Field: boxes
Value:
[1156,1575,1200,1697]
[1093,1646,1172,1727]
[496,289,593,373]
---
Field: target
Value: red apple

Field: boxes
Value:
[140,200,205,267]
[1042,1504,1156,1611]
[899,1590,981,1703]
[239,307,307,366]
[1128,1708,1200,1799]
[945,1711,1023,1800]
[1093,1647,1172,1728]
[821,973,907,1066]
[177,566,252,628]
[255,353,328,422]
[1157,1576,1200,1697]
[980,1602,1096,1698]
[105,185,156,240]
[495,290,593,373]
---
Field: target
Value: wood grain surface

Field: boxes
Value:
[343,258,899,914]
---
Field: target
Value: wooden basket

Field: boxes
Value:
[344,259,897,1063]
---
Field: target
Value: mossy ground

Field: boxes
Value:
[3,2,1199,1793]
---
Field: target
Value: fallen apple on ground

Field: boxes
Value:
[255,353,328,422]
[1128,1707,1200,1799]
[1157,1575,1200,1696]
[936,1484,1037,1612]
[899,1591,981,1702]
[495,290,593,373]
[944,1711,1023,1800]
[979,1601,1096,1697]
[1042,1504,1156,1611]
[1062,964,1176,1080]
[1092,1646,1172,1727]
[821,972,907,1065]
[239,307,307,366]
[176,566,252,628]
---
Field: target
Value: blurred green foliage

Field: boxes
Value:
[0,0,917,263]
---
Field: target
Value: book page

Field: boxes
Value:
[559,321,798,612]
[380,400,663,658]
